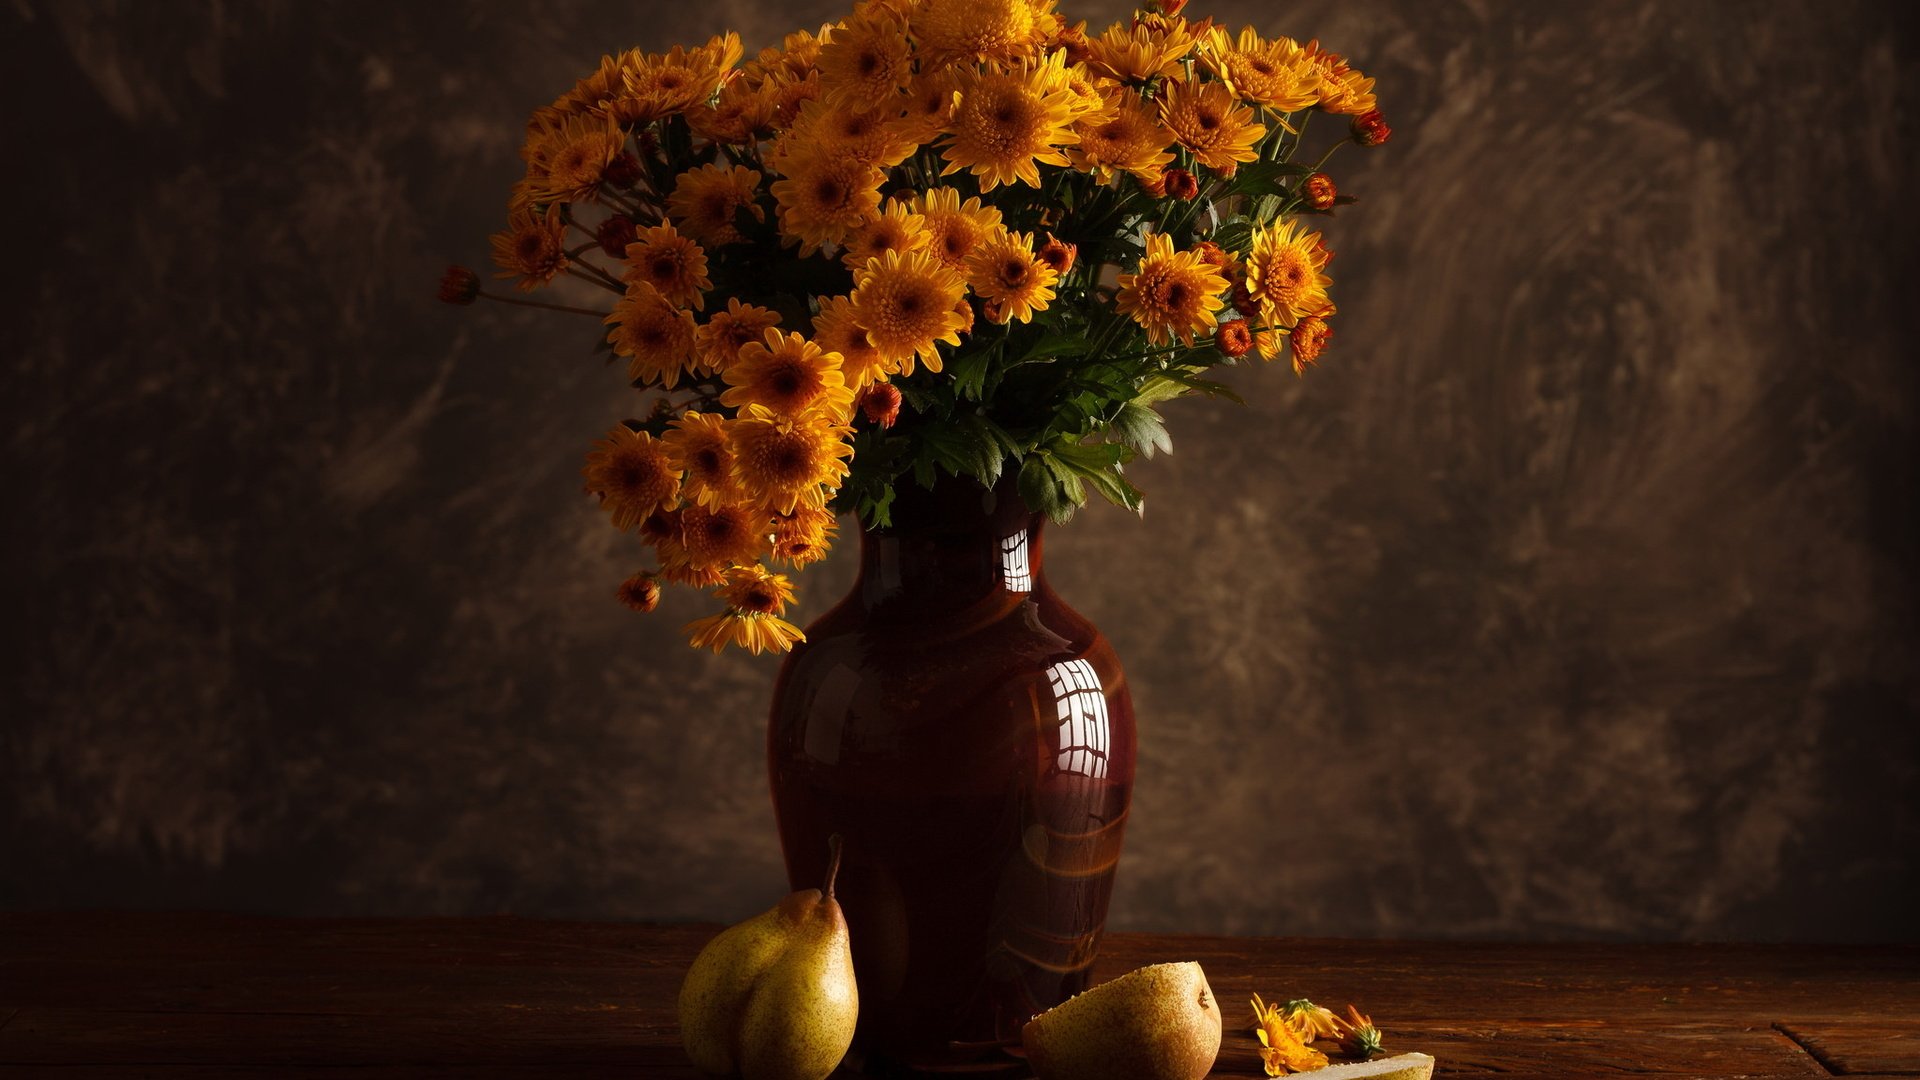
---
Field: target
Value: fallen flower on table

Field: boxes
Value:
[1283,998,1342,1042]
[1252,994,1329,1075]
[1336,1003,1386,1060]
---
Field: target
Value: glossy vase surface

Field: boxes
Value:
[767,476,1137,1074]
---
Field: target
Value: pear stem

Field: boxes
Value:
[822,834,844,901]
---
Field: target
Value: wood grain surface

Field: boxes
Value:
[2,914,1916,1077]
[2,0,1917,942]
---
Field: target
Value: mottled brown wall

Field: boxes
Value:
[3,0,1916,942]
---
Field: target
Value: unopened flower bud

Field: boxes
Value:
[1214,318,1253,358]
[616,572,661,613]
[438,265,480,305]
[858,383,902,428]
[1351,109,1391,147]
[1161,166,1199,200]
[1037,233,1077,275]
[1302,172,1337,210]
[1290,314,1334,373]
[603,150,643,189]
[597,214,639,258]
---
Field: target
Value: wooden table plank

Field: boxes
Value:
[1,914,1915,1078]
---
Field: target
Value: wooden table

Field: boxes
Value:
[0,914,1914,1077]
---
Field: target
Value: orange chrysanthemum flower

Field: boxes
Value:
[716,563,797,616]
[694,298,782,375]
[615,571,661,614]
[816,8,914,106]
[1243,219,1333,329]
[811,295,894,389]
[729,404,855,514]
[606,281,698,387]
[667,164,766,248]
[1160,77,1267,176]
[1085,18,1194,82]
[679,502,770,570]
[849,248,970,375]
[1201,27,1320,115]
[1305,41,1378,116]
[967,229,1058,325]
[721,329,855,420]
[784,98,919,169]
[684,609,806,654]
[913,187,1005,272]
[841,200,931,272]
[582,426,681,531]
[770,144,887,254]
[910,0,1051,67]
[523,113,626,205]
[895,68,963,145]
[1288,313,1334,374]
[1115,231,1230,345]
[660,411,740,508]
[622,32,744,123]
[623,223,712,311]
[1068,90,1176,186]
[940,52,1083,191]
[489,209,568,291]
[771,506,839,567]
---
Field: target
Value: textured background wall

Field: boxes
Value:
[3,0,1916,942]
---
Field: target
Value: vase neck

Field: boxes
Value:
[855,475,1045,614]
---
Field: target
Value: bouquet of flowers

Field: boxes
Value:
[442,0,1389,654]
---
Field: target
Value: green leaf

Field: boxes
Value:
[1163,371,1247,404]
[1252,193,1284,227]
[1108,401,1171,458]
[1134,374,1192,405]
[1019,453,1076,524]
[951,350,992,402]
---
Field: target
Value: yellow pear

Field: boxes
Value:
[1021,961,1221,1080]
[678,836,858,1080]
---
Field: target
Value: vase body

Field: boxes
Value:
[768,475,1136,1074]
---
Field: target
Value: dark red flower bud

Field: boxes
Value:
[603,151,643,189]
[596,214,639,258]
[1037,233,1077,275]
[1351,110,1391,147]
[857,383,902,428]
[1161,166,1199,200]
[1214,318,1253,358]
[1290,314,1334,373]
[616,572,661,613]
[438,265,480,305]
[1302,172,1337,210]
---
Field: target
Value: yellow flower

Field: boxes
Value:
[1115,232,1229,345]
[1282,998,1342,1042]
[1243,219,1333,329]
[606,281,698,387]
[939,51,1082,191]
[666,164,766,248]
[1200,27,1320,114]
[1305,41,1378,116]
[684,609,806,655]
[581,426,680,531]
[910,0,1051,67]
[784,98,920,169]
[1085,18,1194,83]
[1252,994,1330,1076]
[811,295,894,389]
[912,187,1005,272]
[895,68,963,145]
[729,404,855,514]
[678,502,770,570]
[771,506,839,567]
[722,329,855,420]
[623,223,711,311]
[621,32,743,123]
[841,200,931,272]
[660,412,740,508]
[849,248,970,375]
[694,298,783,375]
[686,80,778,146]
[967,229,1058,325]
[488,208,568,291]
[770,143,886,254]
[717,563,797,616]
[522,112,625,205]
[1068,89,1175,186]
[1159,77,1266,176]
[817,8,914,105]
[646,509,727,588]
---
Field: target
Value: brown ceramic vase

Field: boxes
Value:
[767,474,1137,1075]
